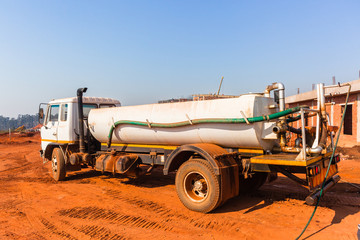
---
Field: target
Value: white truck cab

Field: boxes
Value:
[40,96,120,163]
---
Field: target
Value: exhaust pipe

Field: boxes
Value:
[264,82,285,112]
[77,87,88,153]
[265,82,286,146]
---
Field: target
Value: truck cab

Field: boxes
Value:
[40,96,120,163]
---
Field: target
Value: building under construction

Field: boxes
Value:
[286,78,360,146]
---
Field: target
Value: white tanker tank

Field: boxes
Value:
[88,93,281,151]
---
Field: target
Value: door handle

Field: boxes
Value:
[52,132,57,136]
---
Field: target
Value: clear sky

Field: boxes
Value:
[0,0,359,117]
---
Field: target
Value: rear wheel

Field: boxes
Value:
[175,159,220,213]
[51,148,66,181]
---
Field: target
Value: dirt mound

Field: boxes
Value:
[0,131,40,145]
[337,146,360,160]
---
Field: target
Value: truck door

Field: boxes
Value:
[41,104,60,145]
[57,104,70,142]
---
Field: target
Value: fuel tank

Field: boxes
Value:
[88,94,279,150]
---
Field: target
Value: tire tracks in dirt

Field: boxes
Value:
[104,189,238,232]
[75,225,127,240]
[58,206,172,232]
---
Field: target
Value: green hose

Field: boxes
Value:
[295,84,351,240]
[107,105,308,147]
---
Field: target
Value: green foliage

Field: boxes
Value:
[0,114,39,130]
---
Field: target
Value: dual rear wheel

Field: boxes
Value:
[175,159,220,213]
[175,158,268,212]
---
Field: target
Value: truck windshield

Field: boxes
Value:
[83,104,97,118]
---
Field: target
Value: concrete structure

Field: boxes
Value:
[286,79,360,146]
[158,94,238,103]
[192,94,237,101]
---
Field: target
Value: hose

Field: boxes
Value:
[295,83,351,240]
[287,112,317,123]
[107,105,308,148]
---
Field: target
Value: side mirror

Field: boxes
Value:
[39,108,44,120]
[38,103,48,124]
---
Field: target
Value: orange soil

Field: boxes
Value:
[0,133,359,239]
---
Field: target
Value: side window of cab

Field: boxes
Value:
[45,105,60,125]
[60,104,68,121]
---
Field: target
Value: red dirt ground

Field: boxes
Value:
[0,133,359,239]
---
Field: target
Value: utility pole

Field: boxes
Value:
[217,76,224,95]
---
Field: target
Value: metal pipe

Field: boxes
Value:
[307,146,322,154]
[319,83,326,119]
[305,175,340,205]
[300,108,307,160]
[304,109,320,113]
[77,87,88,153]
[313,84,321,147]
[272,126,282,134]
[326,113,334,149]
[264,82,285,111]
[280,146,302,153]
[217,76,224,95]
[264,82,286,147]
[323,82,348,89]
[280,145,322,155]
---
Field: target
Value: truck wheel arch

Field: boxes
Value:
[44,144,59,161]
[163,143,229,175]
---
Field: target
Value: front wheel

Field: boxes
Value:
[175,159,220,213]
[51,147,66,181]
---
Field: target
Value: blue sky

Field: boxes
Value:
[0,1,359,117]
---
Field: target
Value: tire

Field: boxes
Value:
[175,159,220,213]
[238,172,268,194]
[51,148,66,181]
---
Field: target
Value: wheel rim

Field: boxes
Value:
[183,171,209,202]
[52,155,58,174]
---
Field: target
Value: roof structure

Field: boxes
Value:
[49,97,121,105]
[286,79,360,104]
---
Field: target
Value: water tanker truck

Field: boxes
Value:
[39,83,341,212]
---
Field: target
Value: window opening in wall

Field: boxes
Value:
[341,105,352,135]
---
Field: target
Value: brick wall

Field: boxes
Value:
[287,93,358,146]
